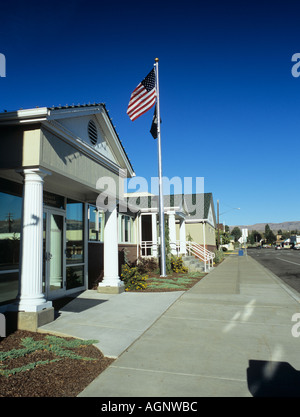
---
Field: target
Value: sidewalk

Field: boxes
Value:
[41,255,300,397]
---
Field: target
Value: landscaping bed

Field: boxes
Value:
[120,255,206,292]
[0,330,114,397]
[143,271,205,292]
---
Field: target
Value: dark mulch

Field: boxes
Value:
[0,330,114,397]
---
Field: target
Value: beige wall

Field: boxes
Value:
[0,125,122,202]
[40,127,121,196]
[176,222,216,249]
[0,125,41,169]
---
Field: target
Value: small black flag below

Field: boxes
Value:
[150,104,161,139]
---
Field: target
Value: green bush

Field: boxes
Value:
[214,249,225,264]
[135,257,158,274]
[171,255,188,273]
[120,264,148,291]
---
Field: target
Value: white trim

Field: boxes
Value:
[0,107,49,124]
[0,105,135,178]
[99,110,134,176]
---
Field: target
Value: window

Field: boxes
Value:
[66,199,84,289]
[120,215,134,243]
[0,180,22,304]
[88,205,104,241]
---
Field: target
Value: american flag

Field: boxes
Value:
[127,69,157,121]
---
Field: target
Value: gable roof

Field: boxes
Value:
[183,193,215,218]
[125,192,216,226]
[0,103,134,176]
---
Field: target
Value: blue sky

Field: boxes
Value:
[1,0,300,226]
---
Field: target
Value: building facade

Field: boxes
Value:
[0,104,135,328]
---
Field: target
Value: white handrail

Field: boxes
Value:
[186,241,215,267]
[140,241,158,257]
[140,240,215,268]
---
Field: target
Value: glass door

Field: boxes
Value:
[43,208,66,299]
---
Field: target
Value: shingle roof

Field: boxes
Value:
[183,193,215,220]
[126,192,215,222]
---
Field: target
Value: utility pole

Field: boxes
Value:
[217,200,220,250]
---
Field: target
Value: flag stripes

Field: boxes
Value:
[127,69,157,121]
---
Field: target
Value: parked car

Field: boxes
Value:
[293,244,300,250]
[275,245,282,250]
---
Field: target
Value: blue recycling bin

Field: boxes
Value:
[238,249,244,256]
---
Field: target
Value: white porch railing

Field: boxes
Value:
[140,241,158,257]
[141,240,215,268]
[184,241,215,268]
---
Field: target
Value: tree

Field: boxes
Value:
[231,227,242,242]
[251,230,262,244]
[264,224,276,244]
[216,231,231,246]
[265,224,271,235]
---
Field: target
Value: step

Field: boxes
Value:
[183,258,205,273]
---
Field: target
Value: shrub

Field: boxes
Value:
[135,257,158,274]
[171,255,188,273]
[120,264,148,291]
[214,249,225,264]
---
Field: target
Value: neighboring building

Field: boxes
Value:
[184,193,217,252]
[290,235,300,248]
[125,192,217,257]
[0,104,135,329]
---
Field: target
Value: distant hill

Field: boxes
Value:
[229,221,300,233]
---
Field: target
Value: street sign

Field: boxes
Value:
[242,228,248,238]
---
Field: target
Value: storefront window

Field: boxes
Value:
[66,200,83,264]
[0,182,22,304]
[88,205,104,241]
[66,199,84,289]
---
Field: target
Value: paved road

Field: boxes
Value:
[248,248,300,294]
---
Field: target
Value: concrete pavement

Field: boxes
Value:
[39,289,183,358]
[40,255,300,397]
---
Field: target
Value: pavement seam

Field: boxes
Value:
[163,315,294,326]
[108,365,247,382]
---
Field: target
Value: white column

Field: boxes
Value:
[179,219,186,255]
[151,213,158,257]
[98,205,124,293]
[17,168,52,312]
[168,213,177,255]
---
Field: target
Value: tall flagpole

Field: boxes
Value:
[154,58,166,277]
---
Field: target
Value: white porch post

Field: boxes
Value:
[151,213,158,257]
[17,168,52,312]
[98,205,125,293]
[179,219,186,255]
[168,213,177,255]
